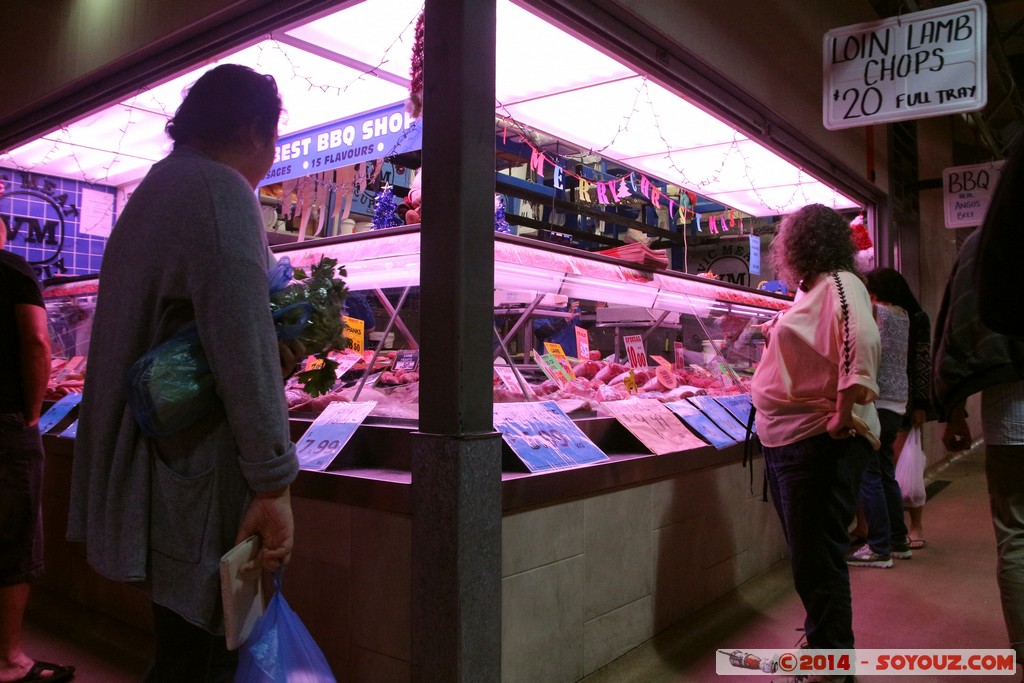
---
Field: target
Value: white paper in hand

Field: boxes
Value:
[220,535,264,650]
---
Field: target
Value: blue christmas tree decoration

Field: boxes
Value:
[494,194,511,234]
[372,184,403,230]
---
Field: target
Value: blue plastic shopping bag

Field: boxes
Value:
[236,569,336,683]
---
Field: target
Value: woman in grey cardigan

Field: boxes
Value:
[70,64,299,682]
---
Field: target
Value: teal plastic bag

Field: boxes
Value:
[236,569,336,683]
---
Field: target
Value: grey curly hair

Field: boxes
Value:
[769,204,857,291]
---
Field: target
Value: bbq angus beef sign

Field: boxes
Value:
[823,0,987,130]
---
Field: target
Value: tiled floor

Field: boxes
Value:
[20,443,1014,682]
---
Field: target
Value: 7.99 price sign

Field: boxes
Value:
[295,401,376,471]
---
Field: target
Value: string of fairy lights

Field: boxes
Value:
[0,4,853,231]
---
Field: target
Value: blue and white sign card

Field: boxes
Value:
[493,400,608,472]
[714,394,755,433]
[602,398,707,455]
[686,395,749,442]
[665,400,737,449]
[59,419,79,439]
[295,400,377,471]
[37,392,83,434]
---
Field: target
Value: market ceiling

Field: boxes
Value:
[0,0,858,218]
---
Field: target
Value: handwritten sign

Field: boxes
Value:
[603,398,706,455]
[665,400,737,449]
[295,401,376,471]
[533,351,572,386]
[333,353,362,378]
[493,401,608,472]
[943,160,1005,228]
[686,395,750,442]
[37,392,82,434]
[543,342,575,377]
[823,0,987,130]
[392,349,419,371]
[623,334,647,369]
[673,342,686,371]
[714,394,755,432]
[575,326,590,360]
[494,364,533,397]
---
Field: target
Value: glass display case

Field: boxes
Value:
[38,225,790,442]
[270,225,789,422]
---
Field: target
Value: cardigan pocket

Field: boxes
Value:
[150,454,214,564]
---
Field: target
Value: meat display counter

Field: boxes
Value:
[270,225,788,427]
[38,224,791,476]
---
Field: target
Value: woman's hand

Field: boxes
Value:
[827,411,858,440]
[235,487,295,571]
[279,339,307,379]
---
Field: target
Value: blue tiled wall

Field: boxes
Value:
[0,168,113,278]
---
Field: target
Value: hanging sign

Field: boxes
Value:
[295,400,376,471]
[261,102,422,186]
[943,160,1005,228]
[823,0,987,130]
[493,401,608,472]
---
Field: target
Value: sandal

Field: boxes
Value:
[908,538,927,550]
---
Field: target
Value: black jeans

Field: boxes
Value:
[142,603,237,683]
[764,431,870,649]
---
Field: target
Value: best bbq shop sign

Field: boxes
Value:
[261,102,421,186]
[823,0,986,130]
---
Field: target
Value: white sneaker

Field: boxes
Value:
[845,544,893,568]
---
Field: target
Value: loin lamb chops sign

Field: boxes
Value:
[823,0,986,130]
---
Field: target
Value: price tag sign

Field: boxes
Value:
[59,419,79,439]
[333,353,361,377]
[715,394,755,432]
[575,326,590,360]
[655,365,677,389]
[687,395,749,442]
[343,316,364,353]
[603,398,707,455]
[494,364,533,397]
[533,351,572,386]
[543,342,576,378]
[295,400,376,471]
[493,401,608,472]
[665,400,737,449]
[37,392,82,434]
[392,349,420,371]
[673,342,686,371]
[623,334,647,369]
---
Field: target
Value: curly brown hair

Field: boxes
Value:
[769,204,857,291]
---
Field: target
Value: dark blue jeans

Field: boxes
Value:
[859,409,910,554]
[0,412,44,586]
[764,431,870,649]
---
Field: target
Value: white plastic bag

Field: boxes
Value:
[896,426,927,507]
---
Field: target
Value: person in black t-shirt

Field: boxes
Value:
[0,217,75,683]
